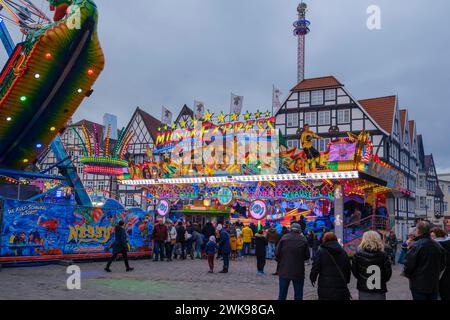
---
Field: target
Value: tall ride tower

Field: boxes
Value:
[293,2,310,83]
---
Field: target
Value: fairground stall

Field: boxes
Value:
[118,111,404,253]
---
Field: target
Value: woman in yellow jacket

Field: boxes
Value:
[242,226,253,256]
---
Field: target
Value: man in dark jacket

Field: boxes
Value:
[275,223,310,300]
[105,221,133,272]
[152,219,168,261]
[310,232,351,300]
[255,230,268,274]
[175,221,186,259]
[404,221,446,300]
[217,224,231,273]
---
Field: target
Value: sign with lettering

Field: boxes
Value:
[0,199,153,260]
[249,200,268,220]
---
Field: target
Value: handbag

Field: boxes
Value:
[322,248,352,300]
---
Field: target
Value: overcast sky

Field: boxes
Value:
[2,0,450,171]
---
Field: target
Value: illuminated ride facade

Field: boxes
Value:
[119,110,404,252]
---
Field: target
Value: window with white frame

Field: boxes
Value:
[98,180,105,191]
[316,138,331,152]
[325,89,336,101]
[419,197,426,209]
[286,113,298,127]
[304,112,317,125]
[311,90,324,105]
[444,202,448,212]
[318,111,331,125]
[287,139,300,149]
[337,109,351,124]
[299,91,310,103]
[126,194,134,206]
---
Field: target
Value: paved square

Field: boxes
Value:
[0,257,411,300]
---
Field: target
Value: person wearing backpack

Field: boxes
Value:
[310,232,351,300]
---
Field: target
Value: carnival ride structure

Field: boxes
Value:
[0,0,104,206]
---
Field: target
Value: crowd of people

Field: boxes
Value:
[104,217,450,301]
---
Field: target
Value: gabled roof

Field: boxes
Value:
[291,76,343,92]
[424,154,434,172]
[400,110,407,135]
[175,104,194,123]
[136,107,162,142]
[409,120,415,143]
[70,119,105,139]
[358,96,396,134]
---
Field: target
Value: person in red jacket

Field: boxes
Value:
[152,219,168,261]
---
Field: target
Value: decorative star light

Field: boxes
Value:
[243,111,252,121]
[230,113,239,121]
[264,111,271,117]
[254,110,261,119]
[163,124,168,131]
[217,112,226,123]
[171,123,177,130]
[180,119,187,128]
[204,110,213,122]
[157,127,162,132]
[191,118,198,127]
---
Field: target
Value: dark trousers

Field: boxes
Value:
[411,291,439,301]
[106,250,130,270]
[278,278,304,300]
[153,240,165,261]
[165,242,174,260]
[256,255,266,272]
[207,254,215,271]
[186,239,194,258]
[222,253,230,270]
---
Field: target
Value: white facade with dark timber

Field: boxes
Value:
[275,76,418,240]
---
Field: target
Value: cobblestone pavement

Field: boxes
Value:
[0,256,412,300]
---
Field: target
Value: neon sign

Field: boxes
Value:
[156,200,170,216]
[249,200,267,220]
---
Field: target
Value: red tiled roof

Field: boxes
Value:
[409,120,415,142]
[399,110,407,135]
[291,76,343,92]
[359,96,396,134]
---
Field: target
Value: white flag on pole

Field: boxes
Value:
[230,93,244,115]
[194,101,205,119]
[272,85,282,114]
[161,106,173,124]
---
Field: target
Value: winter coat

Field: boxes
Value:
[176,225,186,243]
[351,248,392,293]
[218,229,231,254]
[254,233,268,257]
[266,228,279,243]
[436,237,450,300]
[192,230,203,246]
[167,226,177,242]
[152,223,168,242]
[275,231,310,280]
[242,226,253,243]
[310,240,351,300]
[404,235,446,294]
[202,224,216,238]
[236,237,244,250]
[230,235,237,251]
[112,227,128,253]
[205,241,217,255]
